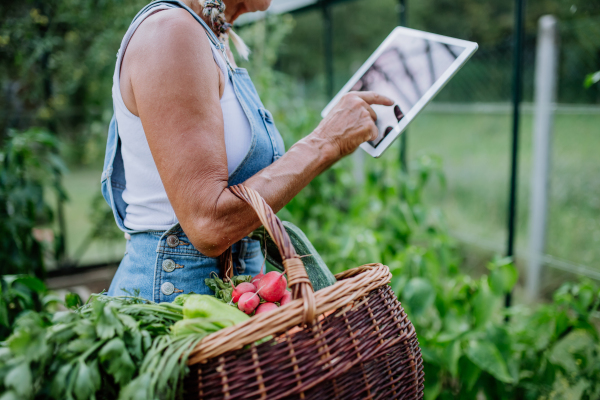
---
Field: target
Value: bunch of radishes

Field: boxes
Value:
[232,271,292,315]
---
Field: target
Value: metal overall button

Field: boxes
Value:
[160,282,183,296]
[162,259,184,273]
[161,282,175,296]
[166,235,180,248]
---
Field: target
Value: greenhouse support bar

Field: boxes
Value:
[506,0,526,312]
[322,0,334,98]
[527,16,558,302]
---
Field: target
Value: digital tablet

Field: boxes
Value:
[321,27,478,158]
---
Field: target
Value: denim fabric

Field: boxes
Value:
[103,0,284,301]
[109,227,264,302]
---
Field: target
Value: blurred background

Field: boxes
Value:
[1,0,600,396]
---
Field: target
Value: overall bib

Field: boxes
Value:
[101,0,285,302]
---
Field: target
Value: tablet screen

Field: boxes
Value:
[322,28,477,157]
[353,36,465,146]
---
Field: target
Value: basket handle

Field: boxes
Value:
[230,184,316,324]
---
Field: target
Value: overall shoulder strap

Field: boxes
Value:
[133,0,234,71]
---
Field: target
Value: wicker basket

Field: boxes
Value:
[183,185,424,400]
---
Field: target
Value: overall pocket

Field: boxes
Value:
[258,108,282,161]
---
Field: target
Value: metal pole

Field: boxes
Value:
[322,0,334,98]
[398,0,407,171]
[527,15,558,302]
[506,0,526,310]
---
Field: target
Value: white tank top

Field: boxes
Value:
[112,5,252,231]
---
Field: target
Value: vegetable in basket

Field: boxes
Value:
[250,221,337,291]
[0,290,256,400]
[182,294,249,327]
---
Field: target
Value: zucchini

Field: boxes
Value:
[250,222,337,291]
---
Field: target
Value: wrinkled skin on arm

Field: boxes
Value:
[120,9,393,258]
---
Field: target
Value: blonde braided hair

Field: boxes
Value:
[199,0,250,59]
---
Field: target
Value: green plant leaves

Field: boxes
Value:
[458,356,482,391]
[549,330,597,375]
[95,302,123,340]
[443,340,461,377]
[12,276,46,293]
[488,259,518,295]
[402,277,435,318]
[584,71,600,88]
[4,362,32,398]
[99,338,137,385]
[466,340,513,383]
[472,279,499,327]
[0,293,192,399]
[73,360,101,400]
[65,292,83,309]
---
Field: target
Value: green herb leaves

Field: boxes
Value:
[98,338,137,385]
[205,272,252,303]
[0,292,216,400]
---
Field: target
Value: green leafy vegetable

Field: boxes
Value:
[204,272,252,303]
[183,295,249,328]
[250,222,337,291]
[0,293,226,400]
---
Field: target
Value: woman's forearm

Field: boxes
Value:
[182,132,338,257]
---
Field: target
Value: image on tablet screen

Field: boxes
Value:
[350,35,465,147]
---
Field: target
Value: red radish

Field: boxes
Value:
[251,262,266,285]
[251,273,264,286]
[255,302,278,315]
[279,291,292,306]
[237,292,260,314]
[232,282,257,303]
[256,271,287,302]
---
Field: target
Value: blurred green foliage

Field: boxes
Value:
[0,0,148,163]
[0,275,61,340]
[0,128,67,276]
[585,71,600,88]
[396,249,600,399]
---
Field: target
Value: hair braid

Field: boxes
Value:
[199,0,250,59]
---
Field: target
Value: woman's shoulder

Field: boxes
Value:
[141,7,200,29]
[131,8,213,57]
[118,6,223,117]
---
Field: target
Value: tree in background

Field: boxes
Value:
[0,0,147,163]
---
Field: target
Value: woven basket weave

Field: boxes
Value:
[183,185,424,399]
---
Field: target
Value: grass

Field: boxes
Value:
[405,110,600,271]
[58,111,600,275]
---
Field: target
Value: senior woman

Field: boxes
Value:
[102,0,392,302]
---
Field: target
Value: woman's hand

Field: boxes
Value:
[311,91,394,161]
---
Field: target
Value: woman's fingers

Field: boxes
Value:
[313,90,396,159]
[364,103,378,121]
[353,91,394,106]
[370,123,379,141]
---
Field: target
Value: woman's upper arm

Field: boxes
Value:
[126,9,230,242]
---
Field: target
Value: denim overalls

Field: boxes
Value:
[101,0,285,302]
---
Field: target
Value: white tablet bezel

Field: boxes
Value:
[321,26,478,158]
